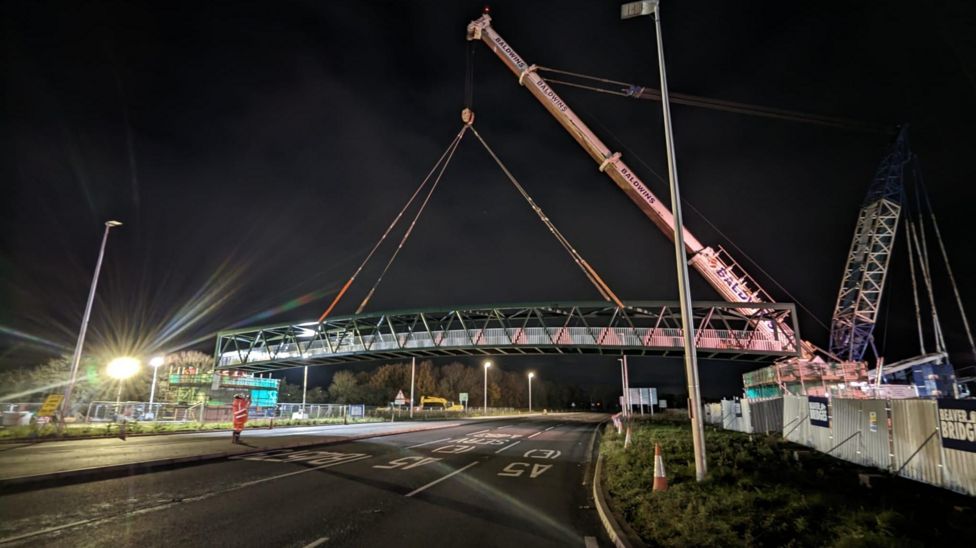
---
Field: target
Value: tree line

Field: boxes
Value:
[279,360,612,410]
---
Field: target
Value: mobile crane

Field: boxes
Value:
[466,12,836,370]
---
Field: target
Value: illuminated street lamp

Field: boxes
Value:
[528,372,535,412]
[107,356,141,417]
[483,360,492,415]
[61,220,123,424]
[148,355,165,419]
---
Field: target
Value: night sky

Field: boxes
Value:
[3,1,975,398]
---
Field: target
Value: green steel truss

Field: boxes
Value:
[214,301,801,372]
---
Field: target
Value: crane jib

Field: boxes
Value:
[471,15,797,346]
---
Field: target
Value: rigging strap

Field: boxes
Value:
[318,127,468,322]
[468,125,625,308]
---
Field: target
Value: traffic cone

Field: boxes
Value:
[624,426,632,449]
[652,443,668,492]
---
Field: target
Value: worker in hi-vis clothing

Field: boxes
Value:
[232,393,250,444]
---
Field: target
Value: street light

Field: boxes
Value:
[483,360,492,415]
[107,356,141,418]
[528,372,535,412]
[622,0,707,481]
[61,220,123,425]
[148,355,165,420]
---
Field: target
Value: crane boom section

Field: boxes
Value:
[468,16,702,252]
[467,15,781,311]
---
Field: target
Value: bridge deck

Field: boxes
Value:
[214,301,802,372]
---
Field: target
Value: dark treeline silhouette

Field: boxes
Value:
[279,360,618,410]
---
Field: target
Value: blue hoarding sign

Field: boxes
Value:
[808,396,830,428]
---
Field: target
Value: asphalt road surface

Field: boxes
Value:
[0,413,609,547]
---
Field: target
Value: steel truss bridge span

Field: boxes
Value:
[214,301,802,373]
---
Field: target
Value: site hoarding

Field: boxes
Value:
[938,399,976,452]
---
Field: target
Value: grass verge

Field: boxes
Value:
[601,415,975,547]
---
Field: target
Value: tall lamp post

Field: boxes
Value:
[107,356,141,419]
[483,360,492,415]
[527,372,534,412]
[61,220,123,424]
[148,355,165,419]
[621,0,707,481]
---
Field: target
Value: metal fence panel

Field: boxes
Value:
[782,394,808,445]
[891,399,942,487]
[721,399,750,432]
[942,447,976,496]
[703,403,722,425]
[721,400,737,431]
[828,398,891,470]
[748,398,783,434]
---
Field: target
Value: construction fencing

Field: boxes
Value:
[777,394,976,496]
[718,397,783,434]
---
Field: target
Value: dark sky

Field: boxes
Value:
[3,1,975,398]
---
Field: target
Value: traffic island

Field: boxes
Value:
[598,414,976,546]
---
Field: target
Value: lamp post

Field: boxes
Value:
[621,0,707,481]
[148,355,164,420]
[107,356,141,419]
[483,360,492,415]
[528,372,534,412]
[301,365,309,418]
[61,220,123,425]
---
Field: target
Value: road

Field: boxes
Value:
[0,414,609,547]
[0,421,463,481]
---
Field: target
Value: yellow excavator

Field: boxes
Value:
[419,396,464,412]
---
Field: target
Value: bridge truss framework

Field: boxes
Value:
[214,301,802,373]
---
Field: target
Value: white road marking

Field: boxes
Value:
[495,440,521,454]
[407,437,452,449]
[405,461,479,497]
[584,535,599,548]
[544,426,556,431]
[237,454,372,488]
[495,424,513,429]
[527,431,543,439]
[0,518,100,545]
[469,429,490,435]
[0,454,373,544]
[303,536,330,548]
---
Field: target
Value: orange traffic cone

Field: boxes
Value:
[652,443,668,492]
[624,426,632,449]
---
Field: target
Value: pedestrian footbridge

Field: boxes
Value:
[214,301,802,372]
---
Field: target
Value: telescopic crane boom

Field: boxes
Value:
[467,13,812,357]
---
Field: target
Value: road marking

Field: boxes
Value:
[544,426,556,431]
[527,431,543,439]
[584,536,599,548]
[470,429,490,435]
[405,461,479,497]
[237,454,372,488]
[407,437,452,449]
[496,424,513,429]
[0,453,372,544]
[495,440,521,454]
[0,518,99,545]
[303,537,330,548]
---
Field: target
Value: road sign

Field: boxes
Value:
[459,392,469,403]
[37,394,64,417]
[349,404,365,417]
[394,390,407,405]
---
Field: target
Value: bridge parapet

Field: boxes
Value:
[214,301,801,372]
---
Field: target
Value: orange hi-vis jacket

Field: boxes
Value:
[232,398,249,431]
